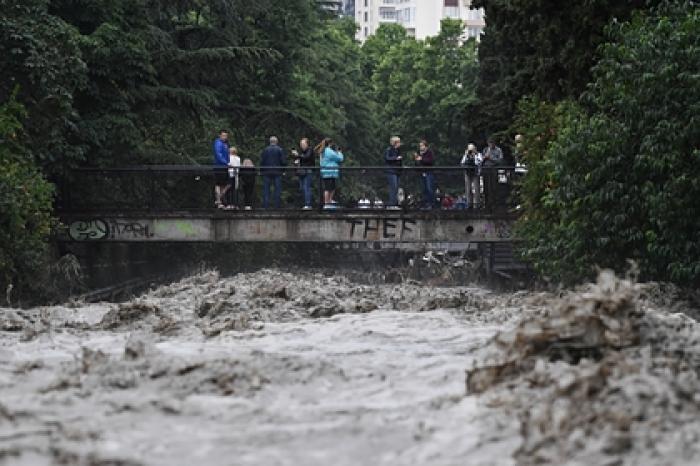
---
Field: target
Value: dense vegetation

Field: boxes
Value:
[515,2,700,285]
[0,0,698,299]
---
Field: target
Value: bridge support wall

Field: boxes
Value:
[61,213,516,243]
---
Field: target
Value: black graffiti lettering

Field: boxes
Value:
[109,221,155,239]
[401,219,417,237]
[363,219,380,239]
[346,218,419,240]
[347,219,363,237]
[383,220,397,239]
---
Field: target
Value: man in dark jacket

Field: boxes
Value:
[293,137,315,209]
[260,136,287,208]
[414,139,435,209]
[384,136,402,209]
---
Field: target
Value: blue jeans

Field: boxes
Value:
[422,172,435,208]
[263,175,281,209]
[299,174,312,207]
[386,173,400,206]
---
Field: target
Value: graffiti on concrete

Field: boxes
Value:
[479,220,513,240]
[68,219,155,241]
[108,220,155,240]
[346,218,418,240]
[69,219,109,241]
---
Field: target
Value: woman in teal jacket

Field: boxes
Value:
[317,138,344,208]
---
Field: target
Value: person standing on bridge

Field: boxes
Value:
[213,129,231,209]
[414,139,435,210]
[384,136,402,209]
[461,143,482,209]
[240,158,257,210]
[293,138,315,210]
[318,138,344,209]
[482,137,504,209]
[260,136,287,209]
[226,147,241,210]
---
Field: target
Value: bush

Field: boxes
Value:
[516,2,700,285]
[0,93,55,302]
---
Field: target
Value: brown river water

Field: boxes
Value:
[1,270,699,465]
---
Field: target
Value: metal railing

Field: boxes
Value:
[57,165,523,213]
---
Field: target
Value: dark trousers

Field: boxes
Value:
[299,174,312,207]
[421,172,435,208]
[263,175,282,208]
[386,173,400,206]
[225,183,239,207]
[242,179,256,208]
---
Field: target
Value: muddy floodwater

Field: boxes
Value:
[2,270,700,465]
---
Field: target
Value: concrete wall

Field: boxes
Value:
[62,212,516,243]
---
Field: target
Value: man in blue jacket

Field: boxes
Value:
[384,136,402,209]
[260,136,287,208]
[212,129,230,208]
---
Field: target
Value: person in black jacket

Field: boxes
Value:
[414,139,436,209]
[384,136,402,209]
[293,138,315,209]
[260,136,287,208]
[240,158,257,210]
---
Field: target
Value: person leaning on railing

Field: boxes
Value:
[240,158,257,210]
[224,147,241,210]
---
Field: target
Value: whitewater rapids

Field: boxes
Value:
[0,270,522,466]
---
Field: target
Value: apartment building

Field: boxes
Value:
[318,0,344,16]
[355,0,485,42]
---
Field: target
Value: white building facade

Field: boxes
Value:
[355,0,485,42]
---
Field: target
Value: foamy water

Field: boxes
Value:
[0,271,521,466]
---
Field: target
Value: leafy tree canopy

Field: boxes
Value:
[515,1,700,285]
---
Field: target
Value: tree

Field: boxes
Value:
[471,0,659,137]
[371,19,479,156]
[516,1,700,285]
[0,92,54,299]
[0,0,87,172]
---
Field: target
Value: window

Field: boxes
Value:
[364,11,368,22]
[444,0,459,18]
[379,7,396,21]
[365,0,368,6]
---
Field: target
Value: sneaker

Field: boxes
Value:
[302,206,313,210]
[244,206,252,210]
[387,206,401,210]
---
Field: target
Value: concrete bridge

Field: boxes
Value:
[60,211,517,244]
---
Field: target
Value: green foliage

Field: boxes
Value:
[472,0,658,136]
[0,0,87,171]
[360,24,408,81]
[369,20,479,158]
[0,93,55,298]
[516,2,700,285]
